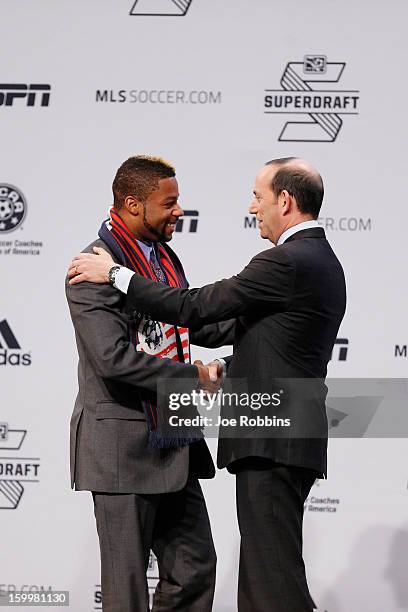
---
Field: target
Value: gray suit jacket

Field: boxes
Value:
[66,238,234,494]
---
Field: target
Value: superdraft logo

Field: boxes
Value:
[264,55,359,142]
[130,0,193,16]
[0,423,40,509]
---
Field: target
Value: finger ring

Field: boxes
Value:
[75,266,78,274]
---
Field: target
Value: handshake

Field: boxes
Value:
[194,359,225,393]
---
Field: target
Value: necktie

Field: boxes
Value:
[149,247,185,361]
[149,248,167,284]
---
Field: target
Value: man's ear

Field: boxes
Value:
[278,189,293,215]
[124,195,143,216]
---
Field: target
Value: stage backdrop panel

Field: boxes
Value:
[1,1,407,610]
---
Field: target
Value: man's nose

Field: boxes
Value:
[249,200,258,214]
[174,203,184,217]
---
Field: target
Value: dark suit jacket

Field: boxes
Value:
[66,238,235,494]
[124,228,346,475]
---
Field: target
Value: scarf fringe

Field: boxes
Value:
[148,430,202,449]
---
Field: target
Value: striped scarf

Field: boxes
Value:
[98,207,197,449]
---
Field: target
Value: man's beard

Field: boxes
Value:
[142,205,171,242]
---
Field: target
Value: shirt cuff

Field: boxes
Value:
[215,358,227,381]
[113,267,135,294]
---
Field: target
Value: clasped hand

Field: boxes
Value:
[194,360,224,394]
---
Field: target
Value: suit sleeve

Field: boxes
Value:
[66,279,199,394]
[222,355,233,368]
[125,248,295,328]
[189,319,235,348]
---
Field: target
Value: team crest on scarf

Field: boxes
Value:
[136,317,189,361]
[140,319,164,350]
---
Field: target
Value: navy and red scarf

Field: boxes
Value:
[98,207,198,448]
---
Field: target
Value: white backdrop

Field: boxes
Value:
[1,1,408,611]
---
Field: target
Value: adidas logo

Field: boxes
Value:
[0,320,31,366]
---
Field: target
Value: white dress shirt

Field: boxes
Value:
[276,219,319,246]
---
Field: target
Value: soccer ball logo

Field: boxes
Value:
[0,185,27,233]
[142,319,164,350]
[0,199,13,219]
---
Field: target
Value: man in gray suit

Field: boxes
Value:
[66,155,233,612]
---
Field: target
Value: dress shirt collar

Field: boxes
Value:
[136,239,154,261]
[277,220,320,246]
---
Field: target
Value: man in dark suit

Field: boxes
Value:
[66,155,234,612]
[68,157,346,612]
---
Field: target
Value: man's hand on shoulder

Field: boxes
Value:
[67,246,114,285]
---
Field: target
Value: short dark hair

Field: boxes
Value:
[112,155,176,210]
[265,157,324,218]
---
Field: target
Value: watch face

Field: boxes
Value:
[109,265,120,285]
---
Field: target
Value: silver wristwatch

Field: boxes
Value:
[108,265,122,286]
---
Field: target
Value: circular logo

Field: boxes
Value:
[0,184,27,233]
[142,319,164,350]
